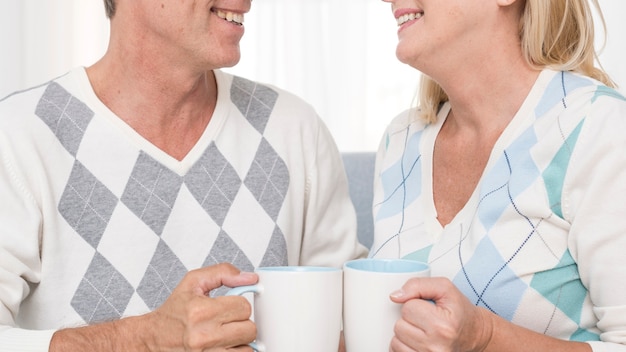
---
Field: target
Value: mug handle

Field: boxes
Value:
[225,285,264,352]
[226,284,262,296]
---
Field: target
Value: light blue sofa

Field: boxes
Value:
[341,152,376,250]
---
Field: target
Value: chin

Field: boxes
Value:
[215,52,242,69]
[395,47,413,66]
[220,60,240,69]
[395,46,424,72]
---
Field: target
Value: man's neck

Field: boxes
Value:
[85,54,218,161]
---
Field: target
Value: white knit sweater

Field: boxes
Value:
[372,69,626,351]
[0,68,367,351]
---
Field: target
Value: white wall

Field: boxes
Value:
[0,1,109,96]
[593,1,626,89]
[1,0,624,151]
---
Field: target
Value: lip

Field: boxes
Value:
[393,8,424,33]
[212,4,250,15]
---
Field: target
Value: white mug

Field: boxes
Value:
[227,266,343,352]
[343,258,430,352]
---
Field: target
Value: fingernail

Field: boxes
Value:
[390,289,405,299]
[239,271,257,279]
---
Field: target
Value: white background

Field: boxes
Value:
[1,0,624,151]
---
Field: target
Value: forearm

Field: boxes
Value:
[49,315,151,352]
[481,308,591,352]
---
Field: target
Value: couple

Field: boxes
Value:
[1,0,625,351]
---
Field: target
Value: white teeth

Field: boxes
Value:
[215,10,244,25]
[396,12,423,26]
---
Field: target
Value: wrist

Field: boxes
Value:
[117,314,153,352]
[472,307,494,352]
[49,315,153,352]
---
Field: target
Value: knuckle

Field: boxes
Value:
[184,332,204,350]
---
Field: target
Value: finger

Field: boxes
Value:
[219,319,257,348]
[392,317,427,351]
[213,295,254,323]
[390,277,452,304]
[393,301,435,339]
[185,294,253,327]
[180,263,258,295]
[221,269,258,288]
[389,336,411,352]
[389,333,415,352]
[187,316,256,350]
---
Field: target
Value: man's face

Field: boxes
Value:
[126,0,252,71]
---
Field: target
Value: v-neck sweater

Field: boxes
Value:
[0,67,367,351]
[372,69,626,351]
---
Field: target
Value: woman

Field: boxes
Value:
[373,0,626,351]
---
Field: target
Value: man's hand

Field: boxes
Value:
[50,263,259,351]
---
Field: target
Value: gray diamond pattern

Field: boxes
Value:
[203,230,255,270]
[35,82,93,156]
[70,252,134,324]
[58,161,118,248]
[185,143,242,226]
[121,152,183,236]
[42,76,293,323]
[244,139,289,221]
[136,240,188,310]
[203,230,255,297]
[259,226,289,267]
[231,76,278,134]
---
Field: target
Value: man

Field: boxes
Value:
[0,0,367,350]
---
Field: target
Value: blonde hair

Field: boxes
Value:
[418,0,614,124]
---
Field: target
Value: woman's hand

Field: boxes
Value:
[388,277,493,352]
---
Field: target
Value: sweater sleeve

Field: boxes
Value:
[0,135,53,351]
[564,93,626,349]
[0,329,55,352]
[298,118,368,267]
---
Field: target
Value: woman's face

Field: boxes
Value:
[381,0,508,76]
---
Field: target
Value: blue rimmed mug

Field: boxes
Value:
[342,258,430,352]
[227,266,343,352]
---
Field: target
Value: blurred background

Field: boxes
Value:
[1,0,624,152]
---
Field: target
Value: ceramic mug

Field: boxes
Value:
[343,258,430,352]
[227,266,343,352]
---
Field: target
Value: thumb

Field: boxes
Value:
[179,263,259,295]
[389,277,446,304]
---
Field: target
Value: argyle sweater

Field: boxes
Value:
[0,68,367,351]
[372,69,626,351]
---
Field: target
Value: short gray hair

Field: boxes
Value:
[103,0,116,18]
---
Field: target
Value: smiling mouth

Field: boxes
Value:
[397,12,423,26]
[212,9,244,26]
